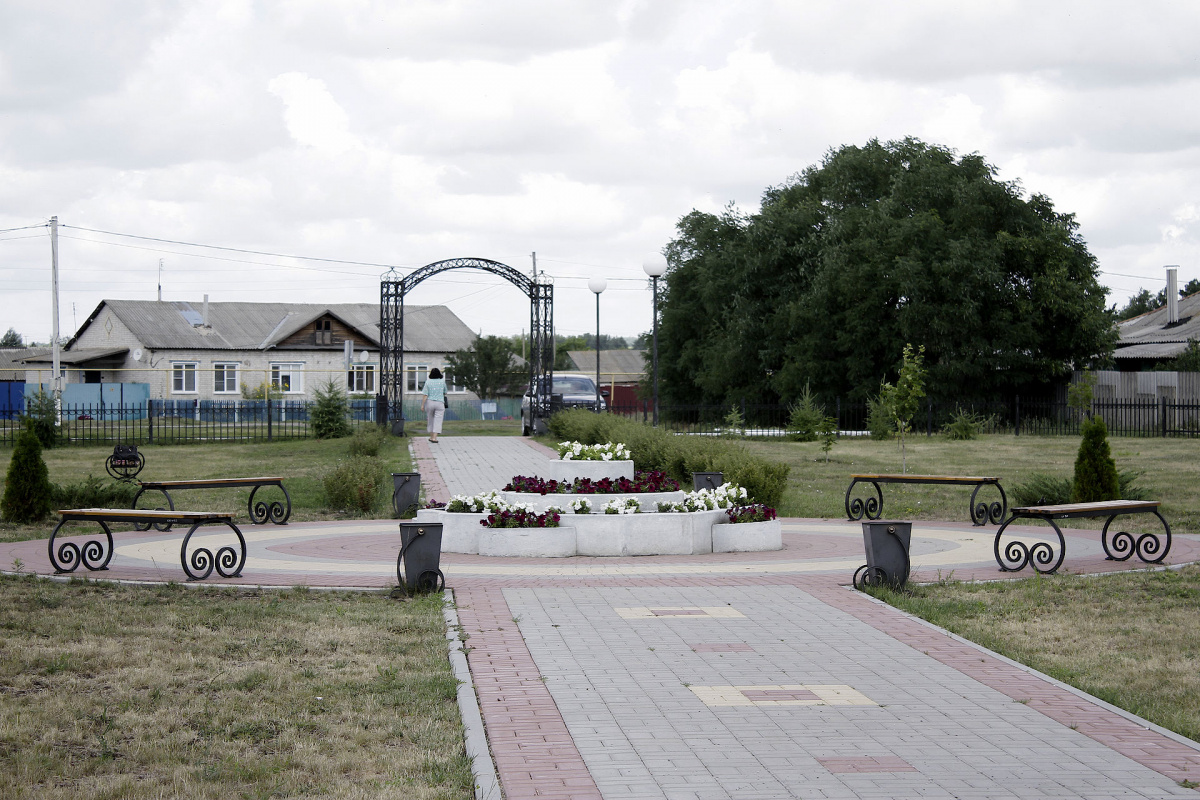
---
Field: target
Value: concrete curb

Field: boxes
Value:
[444,589,501,800]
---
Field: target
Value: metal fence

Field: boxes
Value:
[610,396,1200,439]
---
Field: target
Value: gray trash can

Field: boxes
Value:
[391,472,420,517]
[855,520,912,589]
[693,472,724,491]
[397,522,444,592]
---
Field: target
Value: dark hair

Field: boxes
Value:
[429,368,443,379]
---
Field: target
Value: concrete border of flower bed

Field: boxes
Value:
[542,460,634,483]
[415,507,781,557]
[712,518,782,552]
[499,490,686,513]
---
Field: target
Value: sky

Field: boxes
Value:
[3,0,1200,346]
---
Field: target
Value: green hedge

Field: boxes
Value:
[547,409,790,507]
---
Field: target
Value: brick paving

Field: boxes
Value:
[4,435,1200,799]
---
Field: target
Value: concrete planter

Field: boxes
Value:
[542,459,635,483]
[478,526,577,558]
[500,490,685,513]
[712,518,782,553]
[416,509,485,554]
[572,509,725,556]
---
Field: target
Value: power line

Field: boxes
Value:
[0,223,46,235]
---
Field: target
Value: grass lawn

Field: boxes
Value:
[0,435,415,544]
[744,433,1200,535]
[866,566,1200,744]
[0,578,472,799]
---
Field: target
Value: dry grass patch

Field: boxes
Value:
[0,577,472,799]
[867,566,1200,742]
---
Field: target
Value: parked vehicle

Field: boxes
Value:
[521,373,608,435]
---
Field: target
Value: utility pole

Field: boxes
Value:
[50,216,62,422]
[531,251,537,279]
[158,258,163,301]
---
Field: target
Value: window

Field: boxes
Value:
[271,362,304,394]
[314,319,332,345]
[406,364,428,392]
[213,363,239,394]
[172,362,198,393]
[445,369,465,393]
[348,364,375,393]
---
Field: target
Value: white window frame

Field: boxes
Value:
[406,364,428,392]
[445,368,466,394]
[171,362,198,394]
[213,362,239,394]
[348,364,375,393]
[270,362,305,394]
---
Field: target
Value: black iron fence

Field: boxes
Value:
[611,396,1200,439]
[3,395,1198,447]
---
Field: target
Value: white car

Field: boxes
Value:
[521,373,608,435]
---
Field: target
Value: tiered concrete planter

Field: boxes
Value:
[500,490,686,513]
[416,509,484,554]
[712,519,783,552]
[572,509,726,556]
[478,526,577,558]
[542,459,634,483]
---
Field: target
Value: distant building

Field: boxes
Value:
[567,349,646,408]
[19,299,477,402]
[1114,289,1200,371]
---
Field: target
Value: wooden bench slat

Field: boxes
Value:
[1011,500,1160,515]
[851,474,1000,483]
[139,477,284,488]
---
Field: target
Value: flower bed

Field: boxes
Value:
[556,441,631,461]
[481,508,561,528]
[657,483,749,512]
[506,472,679,495]
[726,504,776,524]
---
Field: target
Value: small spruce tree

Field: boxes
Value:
[1071,415,1120,503]
[1,429,54,523]
[311,379,352,439]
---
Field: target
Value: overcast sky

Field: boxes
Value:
[3,0,1199,346]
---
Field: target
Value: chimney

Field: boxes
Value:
[1166,266,1179,325]
[202,294,209,327]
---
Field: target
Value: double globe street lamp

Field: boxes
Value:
[643,257,668,426]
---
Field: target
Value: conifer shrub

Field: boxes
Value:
[1,429,54,523]
[311,380,352,439]
[20,389,58,449]
[1071,415,1120,503]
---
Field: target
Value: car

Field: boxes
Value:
[520,372,608,435]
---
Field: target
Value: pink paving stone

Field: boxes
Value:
[818,756,918,773]
[690,642,755,652]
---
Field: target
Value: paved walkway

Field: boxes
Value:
[6,435,1200,799]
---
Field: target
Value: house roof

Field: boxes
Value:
[21,347,130,365]
[0,348,40,380]
[567,350,647,381]
[1115,291,1200,359]
[68,300,477,353]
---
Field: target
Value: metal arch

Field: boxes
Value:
[380,258,554,433]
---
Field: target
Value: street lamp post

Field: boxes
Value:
[588,277,607,413]
[643,257,667,426]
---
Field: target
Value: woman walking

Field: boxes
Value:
[421,368,447,443]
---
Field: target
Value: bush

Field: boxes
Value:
[1072,415,1120,503]
[943,407,987,441]
[311,380,352,439]
[1,429,54,523]
[322,456,386,513]
[786,384,826,442]
[51,475,139,509]
[547,409,790,507]
[348,425,388,457]
[1011,473,1072,506]
[866,395,893,440]
[20,389,58,449]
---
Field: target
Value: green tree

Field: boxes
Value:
[1,429,53,523]
[310,379,351,439]
[657,137,1116,406]
[1182,278,1200,297]
[1114,288,1163,321]
[446,335,522,398]
[879,344,926,473]
[0,328,23,347]
[20,389,58,449]
[1170,339,1200,372]
[1071,415,1120,502]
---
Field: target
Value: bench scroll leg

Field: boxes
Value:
[845,480,883,521]
[48,520,114,574]
[1106,512,1172,564]
[181,521,246,581]
[969,482,1008,526]
[994,516,1065,574]
[248,484,291,525]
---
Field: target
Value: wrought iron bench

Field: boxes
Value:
[993,500,1171,575]
[845,474,1007,526]
[132,477,291,528]
[49,508,247,581]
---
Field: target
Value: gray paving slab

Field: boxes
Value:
[505,584,1197,799]
[428,435,553,495]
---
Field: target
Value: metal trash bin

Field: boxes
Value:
[397,522,444,593]
[854,520,912,589]
[391,472,420,518]
[693,472,724,491]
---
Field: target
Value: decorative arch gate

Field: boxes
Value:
[379,257,554,433]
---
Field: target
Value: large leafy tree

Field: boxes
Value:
[446,335,522,399]
[658,137,1117,404]
[0,328,22,347]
